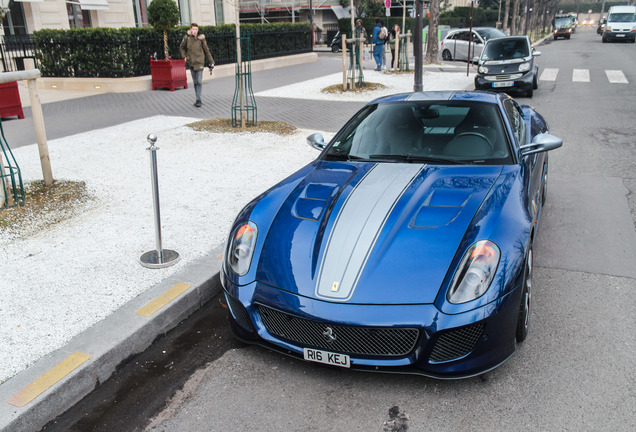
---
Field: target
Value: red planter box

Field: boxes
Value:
[150,58,188,91]
[0,81,25,120]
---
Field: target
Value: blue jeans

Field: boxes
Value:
[373,44,384,68]
[189,68,203,101]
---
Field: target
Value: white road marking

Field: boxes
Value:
[540,68,559,81]
[572,69,590,82]
[605,70,629,84]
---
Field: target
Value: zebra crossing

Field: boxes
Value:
[539,68,629,84]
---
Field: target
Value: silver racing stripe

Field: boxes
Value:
[315,163,425,301]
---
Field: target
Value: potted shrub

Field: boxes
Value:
[147,0,187,91]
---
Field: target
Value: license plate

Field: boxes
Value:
[303,348,350,368]
[617,34,625,37]
[493,81,514,88]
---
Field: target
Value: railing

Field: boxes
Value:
[0,34,37,72]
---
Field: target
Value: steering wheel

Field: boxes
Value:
[452,132,494,155]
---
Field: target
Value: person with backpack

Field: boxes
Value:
[372,19,386,71]
[180,23,215,108]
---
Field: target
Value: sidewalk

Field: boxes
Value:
[0,53,475,432]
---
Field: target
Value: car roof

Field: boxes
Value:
[367,91,503,105]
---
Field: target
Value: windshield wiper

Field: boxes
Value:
[368,154,465,165]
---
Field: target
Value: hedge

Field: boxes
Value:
[32,23,312,78]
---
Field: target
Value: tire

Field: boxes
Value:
[566,35,571,40]
[553,35,558,40]
[516,246,533,343]
[331,45,340,53]
[442,49,453,61]
[602,36,607,43]
[533,76,538,90]
[526,88,533,98]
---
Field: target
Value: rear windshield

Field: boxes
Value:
[482,38,530,61]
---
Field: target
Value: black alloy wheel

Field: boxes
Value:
[442,50,452,61]
[516,246,533,343]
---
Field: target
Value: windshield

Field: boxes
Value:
[608,12,636,22]
[476,28,507,41]
[482,38,530,61]
[322,101,512,165]
[555,18,571,27]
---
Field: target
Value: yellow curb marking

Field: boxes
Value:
[135,283,192,317]
[7,352,92,408]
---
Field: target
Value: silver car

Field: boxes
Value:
[440,27,506,62]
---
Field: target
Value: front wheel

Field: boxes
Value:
[526,88,533,98]
[516,246,533,343]
[533,76,538,90]
[602,36,607,43]
[442,50,453,61]
[331,45,340,53]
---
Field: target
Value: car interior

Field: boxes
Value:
[328,102,511,164]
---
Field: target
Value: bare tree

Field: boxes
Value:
[424,0,440,64]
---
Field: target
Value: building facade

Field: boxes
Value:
[0,0,236,36]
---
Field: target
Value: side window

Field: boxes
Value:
[457,31,469,42]
[503,100,526,145]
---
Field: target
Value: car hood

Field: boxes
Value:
[482,58,532,74]
[255,161,503,305]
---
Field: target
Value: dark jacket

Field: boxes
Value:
[180,31,214,71]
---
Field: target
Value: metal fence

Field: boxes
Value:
[0,34,37,73]
[0,29,311,77]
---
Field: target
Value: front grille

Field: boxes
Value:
[485,73,523,81]
[257,305,419,357]
[225,292,254,332]
[429,322,485,363]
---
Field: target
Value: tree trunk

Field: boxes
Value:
[163,29,169,60]
[512,0,520,35]
[424,0,440,64]
[503,0,511,34]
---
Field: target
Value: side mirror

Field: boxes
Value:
[520,133,562,156]
[532,50,542,57]
[307,133,327,151]
[473,56,480,64]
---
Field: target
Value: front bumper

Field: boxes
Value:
[474,70,534,93]
[603,31,636,41]
[222,274,522,379]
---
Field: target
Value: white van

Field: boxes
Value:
[602,5,636,43]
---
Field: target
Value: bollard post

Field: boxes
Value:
[140,133,180,269]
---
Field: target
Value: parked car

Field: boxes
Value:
[474,36,541,98]
[221,90,562,379]
[602,5,636,43]
[440,27,506,62]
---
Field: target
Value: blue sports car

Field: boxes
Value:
[221,91,562,379]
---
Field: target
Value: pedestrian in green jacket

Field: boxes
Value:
[180,23,214,107]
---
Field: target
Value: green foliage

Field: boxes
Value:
[31,24,312,78]
[147,0,180,30]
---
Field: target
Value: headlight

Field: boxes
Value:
[478,65,488,74]
[228,221,258,276]
[447,240,500,304]
[518,62,530,72]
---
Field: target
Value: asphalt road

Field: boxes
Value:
[40,28,636,432]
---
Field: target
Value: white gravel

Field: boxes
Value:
[0,70,472,384]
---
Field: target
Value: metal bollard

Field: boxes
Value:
[140,133,180,269]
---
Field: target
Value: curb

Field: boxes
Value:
[0,246,225,432]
